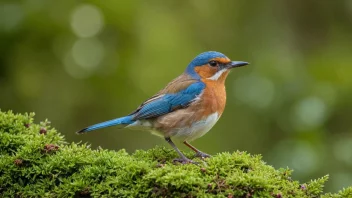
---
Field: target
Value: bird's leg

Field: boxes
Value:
[165,137,196,164]
[183,141,211,159]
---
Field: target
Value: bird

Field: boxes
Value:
[77,51,248,164]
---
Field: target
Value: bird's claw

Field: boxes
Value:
[194,151,211,159]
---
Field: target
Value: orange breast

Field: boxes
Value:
[200,72,228,117]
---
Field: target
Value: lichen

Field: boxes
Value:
[0,110,351,197]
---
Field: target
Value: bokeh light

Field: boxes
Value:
[333,136,352,166]
[71,4,104,38]
[268,140,319,175]
[71,38,105,71]
[0,3,24,32]
[234,75,275,109]
[292,96,328,130]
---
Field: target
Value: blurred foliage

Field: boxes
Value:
[1,0,352,193]
[3,110,352,197]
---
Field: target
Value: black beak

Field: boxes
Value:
[226,61,249,69]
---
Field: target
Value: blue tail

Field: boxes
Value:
[76,115,134,134]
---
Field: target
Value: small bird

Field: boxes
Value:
[77,51,248,164]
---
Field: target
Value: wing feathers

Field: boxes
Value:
[131,74,205,120]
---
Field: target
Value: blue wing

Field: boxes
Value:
[131,81,205,120]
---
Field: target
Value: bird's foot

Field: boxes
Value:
[195,151,211,159]
[173,157,198,164]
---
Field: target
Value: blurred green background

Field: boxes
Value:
[1,0,352,193]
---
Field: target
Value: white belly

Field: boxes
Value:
[171,112,219,142]
[125,113,220,142]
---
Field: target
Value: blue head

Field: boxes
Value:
[186,51,248,81]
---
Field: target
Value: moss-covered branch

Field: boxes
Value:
[0,111,351,197]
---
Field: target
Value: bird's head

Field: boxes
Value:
[186,51,248,82]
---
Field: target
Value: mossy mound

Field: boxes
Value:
[0,111,351,197]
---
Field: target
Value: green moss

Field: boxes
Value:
[0,110,351,198]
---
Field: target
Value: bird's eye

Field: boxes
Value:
[209,61,218,67]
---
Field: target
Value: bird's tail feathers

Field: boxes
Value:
[76,115,134,134]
